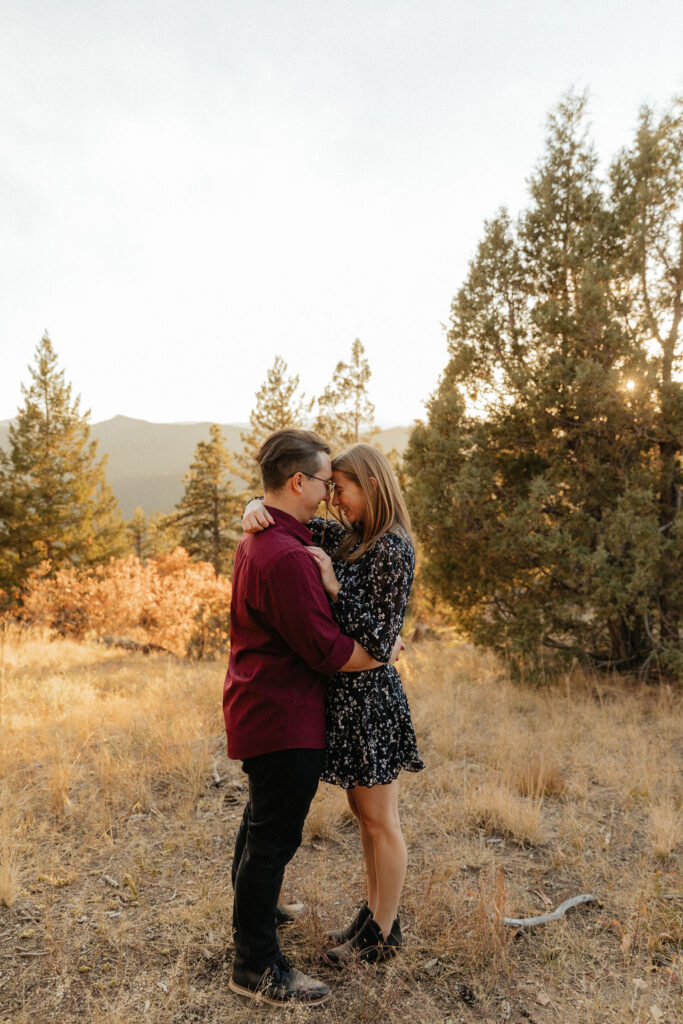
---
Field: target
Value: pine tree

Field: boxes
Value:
[128,507,147,560]
[126,507,182,560]
[172,424,241,575]
[609,100,683,659]
[0,333,126,598]
[314,338,376,452]
[238,356,309,489]
[405,93,683,677]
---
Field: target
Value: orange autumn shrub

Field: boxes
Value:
[20,549,231,658]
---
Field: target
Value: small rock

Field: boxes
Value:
[535,992,551,1007]
[649,1007,663,1022]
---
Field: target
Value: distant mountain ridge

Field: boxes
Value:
[0,415,412,517]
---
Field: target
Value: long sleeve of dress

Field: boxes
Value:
[333,533,414,663]
[308,515,347,554]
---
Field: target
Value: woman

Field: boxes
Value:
[243,443,424,964]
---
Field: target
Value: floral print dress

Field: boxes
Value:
[309,516,425,789]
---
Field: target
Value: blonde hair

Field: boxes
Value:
[330,444,413,562]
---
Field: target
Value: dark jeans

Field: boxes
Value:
[231,747,325,970]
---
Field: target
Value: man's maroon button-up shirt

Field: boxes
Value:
[223,506,354,760]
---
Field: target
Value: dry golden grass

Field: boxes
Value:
[0,628,681,1024]
[650,793,682,861]
[465,783,546,846]
[0,815,22,908]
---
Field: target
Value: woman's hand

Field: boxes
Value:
[242,499,274,533]
[304,546,340,601]
[389,634,405,664]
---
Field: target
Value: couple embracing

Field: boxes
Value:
[222,428,424,1006]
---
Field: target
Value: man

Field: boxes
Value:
[223,429,394,1006]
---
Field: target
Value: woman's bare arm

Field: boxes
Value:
[340,636,404,672]
[242,498,274,532]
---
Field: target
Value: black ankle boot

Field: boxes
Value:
[324,901,371,946]
[324,911,402,966]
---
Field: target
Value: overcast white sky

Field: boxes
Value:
[2,1,682,427]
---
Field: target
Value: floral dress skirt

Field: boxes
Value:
[321,665,424,789]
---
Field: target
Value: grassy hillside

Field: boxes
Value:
[0,418,413,516]
[1,630,680,1023]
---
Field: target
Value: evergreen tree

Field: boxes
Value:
[0,333,126,598]
[609,101,683,658]
[172,424,241,575]
[126,507,180,560]
[314,338,376,451]
[405,93,683,677]
[128,506,148,560]
[238,356,309,489]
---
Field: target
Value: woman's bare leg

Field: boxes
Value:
[351,780,406,938]
[346,788,378,910]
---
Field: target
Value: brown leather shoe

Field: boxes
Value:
[275,905,295,928]
[229,954,330,1005]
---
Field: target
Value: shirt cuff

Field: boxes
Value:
[317,632,355,676]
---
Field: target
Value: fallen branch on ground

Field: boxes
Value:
[499,893,596,928]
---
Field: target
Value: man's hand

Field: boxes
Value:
[243,499,275,533]
[390,634,405,664]
[303,546,340,601]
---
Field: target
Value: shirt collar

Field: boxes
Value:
[264,505,313,545]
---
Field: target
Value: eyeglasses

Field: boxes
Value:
[296,472,336,496]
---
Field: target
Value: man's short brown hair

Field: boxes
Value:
[257,429,330,492]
